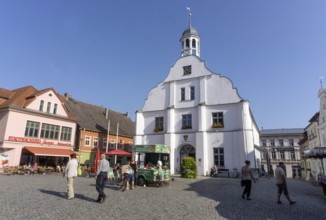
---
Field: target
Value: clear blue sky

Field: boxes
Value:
[1,0,324,129]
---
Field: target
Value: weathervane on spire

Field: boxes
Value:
[320,76,324,89]
[186,7,192,27]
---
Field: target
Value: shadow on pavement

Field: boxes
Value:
[38,189,97,202]
[184,177,276,220]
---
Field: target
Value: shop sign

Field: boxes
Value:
[0,153,10,168]
[7,136,72,147]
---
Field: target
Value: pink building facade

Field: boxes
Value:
[0,86,76,168]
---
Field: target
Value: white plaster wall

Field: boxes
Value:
[135,112,145,135]
[173,108,198,131]
[141,110,167,134]
[135,55,259,176]
[205,75,241,105]
[164,56,211,82]
[142,83,169,111]
[174,79,200,109]
[205,104,242,130]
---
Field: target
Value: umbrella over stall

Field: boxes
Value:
[105,149,132,156]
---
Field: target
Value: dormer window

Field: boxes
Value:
[39,100,44,112]
[46,102,51,113]
[183,65,192,75]
[53,103,58,114]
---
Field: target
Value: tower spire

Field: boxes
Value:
[180,7,200,57]
[186,7,192,28]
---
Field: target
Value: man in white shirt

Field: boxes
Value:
[96,153,110,203]
[275,162,296,205]
[64,153,78,200]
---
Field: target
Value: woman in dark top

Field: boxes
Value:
[129,157,138,189]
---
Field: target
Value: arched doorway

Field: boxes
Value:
[180,144,196,166]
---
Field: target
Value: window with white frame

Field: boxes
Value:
[290,151,295,160]
[190,86,195,100]
[39,100,44,112]
[46,102,51,113]
[93,137,98,148]
[279,139,284,146]
[24,121,40,138]
[182,114,192,129]
[53,103,58,114]
[85,136,91,146]
[212,112,224,128]
[270,140,275,146]
[262,139,267,146]
[289,139,294,146]
[213,148,224,167]
[154,117,164,132]
[40,123,59,140]
[280,151,285,159]
[181,87,185,101]
[60,126,72,141]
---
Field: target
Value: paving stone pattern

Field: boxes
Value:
[0,174,325,220]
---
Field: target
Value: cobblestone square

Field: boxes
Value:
[0,174,325,220]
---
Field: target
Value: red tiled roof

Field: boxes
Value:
[0,86,72,118]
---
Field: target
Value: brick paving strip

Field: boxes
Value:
[0,174,325,220]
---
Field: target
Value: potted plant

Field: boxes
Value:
[212,123,224,128]
[154,127,163,132]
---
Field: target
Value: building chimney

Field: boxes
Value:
[105,108,109,119]
[64,93,70,100]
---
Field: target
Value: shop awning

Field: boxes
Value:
[24,147,76,157]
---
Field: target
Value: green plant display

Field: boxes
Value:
[181,156,197,178]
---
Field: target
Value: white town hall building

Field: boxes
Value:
[134,22,261,176]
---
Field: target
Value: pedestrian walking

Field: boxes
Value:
[129,157,138,189]
[275,162,296,205]
[241,160,256,200]
[64,153,78,200]
[95,153,110,203]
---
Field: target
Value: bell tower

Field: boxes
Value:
[180,8,200,57]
